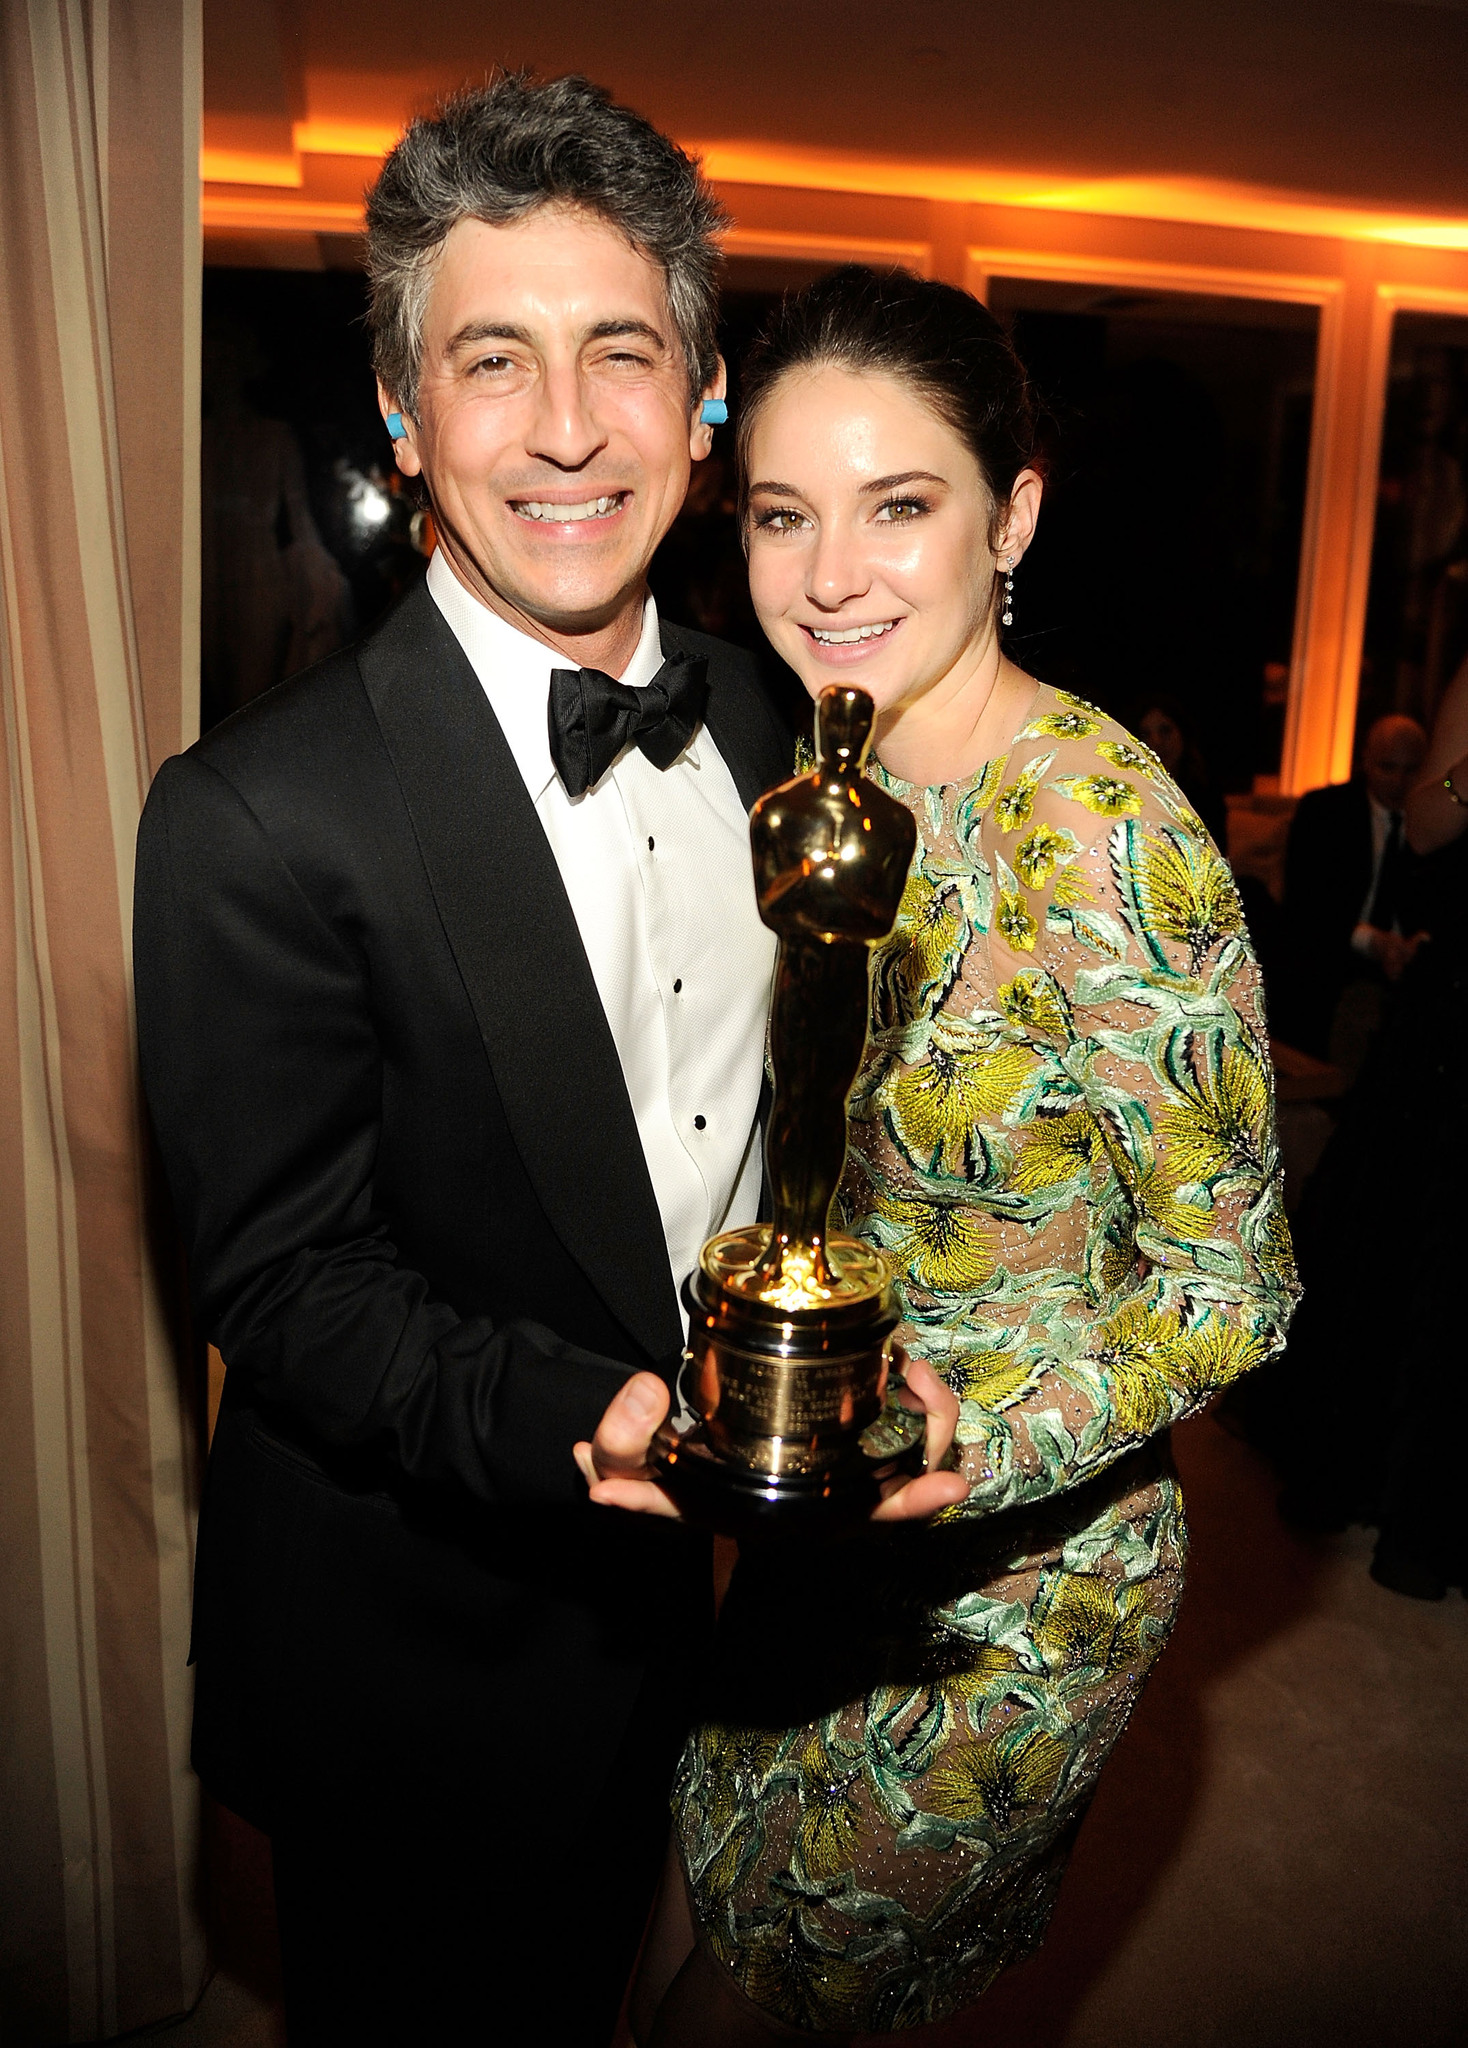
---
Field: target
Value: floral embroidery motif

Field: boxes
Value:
[993,752,1056,833]
[1049,772,1144,817]
[1096,738,1162,779]
[1013,821,1081,889]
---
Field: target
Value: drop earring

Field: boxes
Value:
[1001,555,1016,629]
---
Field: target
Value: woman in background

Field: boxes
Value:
[1129,693,1229,849]
[626,268,1300,2043]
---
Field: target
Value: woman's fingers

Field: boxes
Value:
[896,1353,961,1470]
[868,1352,966,1521]
[871,1468,970,1522]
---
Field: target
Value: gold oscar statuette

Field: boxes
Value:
[654,684,922,1531]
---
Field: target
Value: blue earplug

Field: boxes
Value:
[700,398,728,426]
[386,411,409,441]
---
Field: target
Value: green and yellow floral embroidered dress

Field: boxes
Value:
[672,683,1301,2035]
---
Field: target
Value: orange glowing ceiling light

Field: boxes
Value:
[292,118,405,160]
[688,143,1468,253]
[200,147,303,187]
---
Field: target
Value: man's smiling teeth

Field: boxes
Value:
[513,495,622,521]
[809,620,898,644]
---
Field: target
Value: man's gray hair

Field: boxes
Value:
[365,73,727,417]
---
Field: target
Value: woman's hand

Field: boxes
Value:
[572,1351,969,1523]
[869,1354,968,1522]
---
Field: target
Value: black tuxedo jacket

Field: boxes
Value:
[1278,779,1425,1055]
[135,578,791,1834]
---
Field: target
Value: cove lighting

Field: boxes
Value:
[200,125,1468,256]
[292,119,405,159]
[692,145,1468,253]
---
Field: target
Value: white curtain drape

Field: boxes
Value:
[0,2,206,2038]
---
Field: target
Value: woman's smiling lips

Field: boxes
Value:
[799,617,904,663]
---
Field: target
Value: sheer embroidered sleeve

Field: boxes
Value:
[847,692,1300,1517]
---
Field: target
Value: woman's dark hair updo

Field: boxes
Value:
[736,265,1041,533]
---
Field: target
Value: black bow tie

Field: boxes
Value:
[547,652,709,798]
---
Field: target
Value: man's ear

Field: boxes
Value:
[690,354,729,461]
[378,379,423,478]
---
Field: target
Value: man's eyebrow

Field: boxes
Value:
[444,320,535,353]
[584,318,669,349]
[861,470,947,493]
[443,317,671,355]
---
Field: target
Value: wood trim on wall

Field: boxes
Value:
[965,245,1340,308]
[1324,280,1468,783]
[722,225,932,274]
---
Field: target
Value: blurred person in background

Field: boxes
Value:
[1265,665,1466,1594]
[649,446,759,644]
[1132,692,1229,847]
[1275,713,1429,1060]
[201,314,353,725]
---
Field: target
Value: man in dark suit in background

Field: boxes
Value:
[136,78,790,2045]
[1277,712,1429,1058]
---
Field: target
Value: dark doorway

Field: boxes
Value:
[200,266,427,731]
[986,279,1319,797]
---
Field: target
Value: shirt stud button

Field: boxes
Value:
[648,836,655,851]
[694,1115,706,1130]
[673,978,683,993]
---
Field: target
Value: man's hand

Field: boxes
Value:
[1357,923,1430,981]
[1382,928,1430,981]
[572,1372,682,1518]
[571,1352,969,1523]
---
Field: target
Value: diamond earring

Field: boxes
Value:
[1001,556,1016,629]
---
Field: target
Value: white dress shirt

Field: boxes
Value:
[1351,794,1403,953]
[427,550,776,1314]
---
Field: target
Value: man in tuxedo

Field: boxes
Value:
[136,77,791,2044]
[1277,713,1429,1057]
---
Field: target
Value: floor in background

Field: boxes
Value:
[126,1418,1467,2048]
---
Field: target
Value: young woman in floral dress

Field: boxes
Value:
[625,266,1301,2044]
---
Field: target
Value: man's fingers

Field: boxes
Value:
[586,1475,683,1519]
[588,1370,671,1478]
[871,1470,970,1523]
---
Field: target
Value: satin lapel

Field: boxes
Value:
[662,623,793,813]
[357,584,682,1365]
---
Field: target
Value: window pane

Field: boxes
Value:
[987,279,1319,799]
[1356,309,1468,757]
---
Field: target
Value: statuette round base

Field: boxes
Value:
[651,1222,926,1535]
